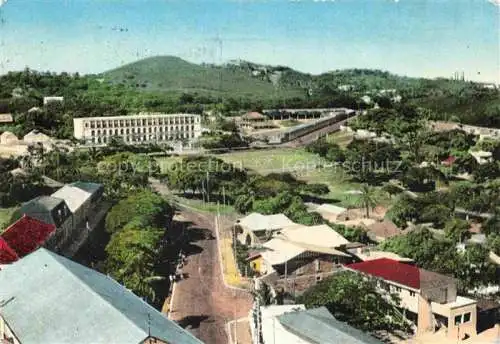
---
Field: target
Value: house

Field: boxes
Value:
[27,107,41,113]
[23,130,52,144]
[14,196,73,251]
[0,248,203,344]
[252,305,382,344]
[0,131,18,145]
[346,258,478,340]
[0,114,13,124]
[1,215,56,258]
[51,182,104,229]
[0,237,18,265]
[306,203,347,222]
[469,150,493,165]
[274,223,350,249]
[366,220,402,243]
[255,225,353,294]
[43,96,64,105]
[360,95,372,104]
[239,111,273,130]
[236,213,296,246]
[354,129,377,140]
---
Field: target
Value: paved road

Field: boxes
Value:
[151,179,252,344]
[169,208,253,344]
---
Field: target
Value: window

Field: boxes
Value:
[316,276,322,282]
[463,313,471,323]
[454,315,461,325]
[409,291,415,297]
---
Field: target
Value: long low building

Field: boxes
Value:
[73,112,202,146]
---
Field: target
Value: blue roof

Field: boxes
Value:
[278,307,382,344]
[0,248,203,344]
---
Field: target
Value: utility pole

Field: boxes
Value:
[284,260,288,293]
[222,185,226,207]
[206,171,210,203]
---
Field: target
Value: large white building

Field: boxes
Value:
[73,112,202,146]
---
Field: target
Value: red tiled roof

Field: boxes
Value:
[0,237,18,264]
[2,215,56,257]
[346,258,421,289]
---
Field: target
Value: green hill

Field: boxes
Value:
[101,56,305,99]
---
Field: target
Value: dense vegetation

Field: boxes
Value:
[104,190,174,303]
[380,228,498,292]
[298,271,411,333]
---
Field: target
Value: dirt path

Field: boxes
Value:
[151,179,251,344]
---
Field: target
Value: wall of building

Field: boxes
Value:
[73,113,202,146]
[269,255,344,294]
[421,279,457,304]
[446,304,477,340]
[417,295,435,335]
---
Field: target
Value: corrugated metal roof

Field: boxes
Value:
[277,224,349,249]
[0,248,203,344]
[278,307,382,344]
[70,181,103,194]
[261,238,305,265]
[15,196,68,226]
[52,185,92,213]
[238,213,296,232]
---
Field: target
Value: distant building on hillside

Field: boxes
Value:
[43,96,64,105]
[0,113,13,124]
[73,112,202,147]
[23,129,52,144]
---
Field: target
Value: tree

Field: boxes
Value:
[386,195,419,228]
[357,184,378,218]
[455,244,497,291]
[488,234,500,255]
[298,271,411,333]
[420,204,453,228]
[444,218,471,243]
[253,282,274,306]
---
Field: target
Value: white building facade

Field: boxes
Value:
[73,112,202,146]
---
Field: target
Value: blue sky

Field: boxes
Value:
[0,0,498,82]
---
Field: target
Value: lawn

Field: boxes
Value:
[218,148,367,208]
[325,130,354,148]
[217,148,325,175]
[0,207,16,232]
[156,146,389,209]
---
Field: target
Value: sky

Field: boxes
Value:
[0,0,498,83]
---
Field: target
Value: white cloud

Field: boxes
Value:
[0,0,7,8]
[488,0,500,6]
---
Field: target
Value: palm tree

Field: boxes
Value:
[357,184,379,218]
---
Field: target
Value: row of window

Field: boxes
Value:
[85,117,198,129]
[89,126,196,136]
[90,133,195,144]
